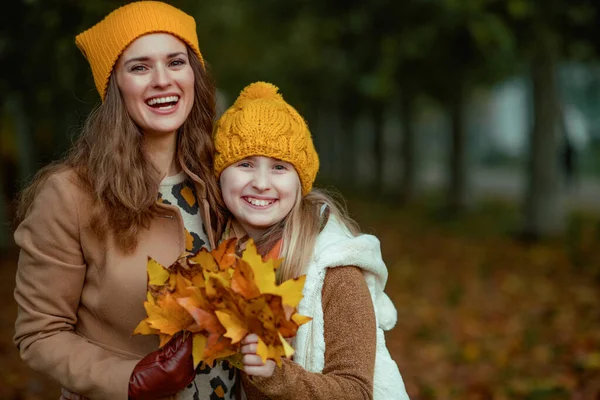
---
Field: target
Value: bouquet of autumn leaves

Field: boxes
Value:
[133,238,311,369]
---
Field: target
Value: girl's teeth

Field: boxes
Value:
[247,198,272,206]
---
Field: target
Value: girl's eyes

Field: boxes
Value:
[130,65,147,72]
[236,161,289,170]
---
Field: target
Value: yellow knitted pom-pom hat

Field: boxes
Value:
[214,82,320,195]
[75,1,204,101]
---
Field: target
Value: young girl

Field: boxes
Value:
[13,2,234,399]
[213,82,409,399]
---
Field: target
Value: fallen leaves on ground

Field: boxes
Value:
[348,198,600,399]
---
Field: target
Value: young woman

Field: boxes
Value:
[13,2,235,399]
[213,82,409,399]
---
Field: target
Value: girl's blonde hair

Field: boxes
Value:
[256,183,359,283]
[16,49,227,253]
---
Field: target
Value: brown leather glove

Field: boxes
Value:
[128,331,196,400]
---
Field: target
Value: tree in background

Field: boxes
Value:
[498,0,600,238]
[422,0,517,213]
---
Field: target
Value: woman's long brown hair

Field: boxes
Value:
[16,49,226,253]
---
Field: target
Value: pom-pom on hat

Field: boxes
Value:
[75,1,204,101]
[214,82,319,195]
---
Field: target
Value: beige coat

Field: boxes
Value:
[13,166,217,400]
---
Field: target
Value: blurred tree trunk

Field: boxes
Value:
[315,105,334,180]
[7,95,35,185]
[330,107,345,183]
[340,95,358,187]
[400,93,417,203]
[0,107,8,249]
[0,169,7,249]
[448,87,469,212]
[522,39,565,238]
[0,101,21,249]
[371,102,385,194]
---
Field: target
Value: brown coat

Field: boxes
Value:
[13,166,217,400]
[241,266,376,399]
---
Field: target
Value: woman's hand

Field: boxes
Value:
[60,388,90,400]
[241,334,276,378]
[128,331,196,400]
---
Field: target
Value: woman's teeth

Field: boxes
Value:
[146,96,179,109]
[245,197,274,207]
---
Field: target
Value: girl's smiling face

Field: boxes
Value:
[115,33,194,138]
[220,156,300,240]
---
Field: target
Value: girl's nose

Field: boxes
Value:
[251,168,270,191]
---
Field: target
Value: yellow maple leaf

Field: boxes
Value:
[189,248,218,272]
[192,334,207,368]
[159,333,171,347]
[204,271,231,299]
[242,240,278,294]
[256,336,285,366]
[147,257,169,286]
[278,332,295,358]
[269,275,307,307]
[132,320,157,336]
[215,310,248,344]
[224,353,244,370]
[292,313,312,326]
[241,241,306,307]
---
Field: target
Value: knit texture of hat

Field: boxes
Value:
[214,82,319,195]
[75,1,204,101]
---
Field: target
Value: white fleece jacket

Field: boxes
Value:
[294,215,410,400]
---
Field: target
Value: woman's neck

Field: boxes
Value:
[144,132,181,177]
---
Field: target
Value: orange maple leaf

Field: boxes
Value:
[144,293,195,336]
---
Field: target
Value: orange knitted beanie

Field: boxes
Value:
[75,1,204,101]
[213,82,319,195]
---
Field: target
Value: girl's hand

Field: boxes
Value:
[241,334,276,378]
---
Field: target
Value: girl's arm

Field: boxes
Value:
[242,266,376,400]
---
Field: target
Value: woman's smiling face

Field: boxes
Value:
[220,156,300,240]
[115,33,195,138]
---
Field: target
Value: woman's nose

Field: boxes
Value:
[151,65,172,88]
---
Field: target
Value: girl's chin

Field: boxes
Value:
[242,218,280,231]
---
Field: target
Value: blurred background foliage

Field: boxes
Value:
[1,0,600,399]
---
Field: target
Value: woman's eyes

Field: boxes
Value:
[129,59,186,72]
[238,162,251,168]
[273,164,287,171]
[169,59,186,67]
